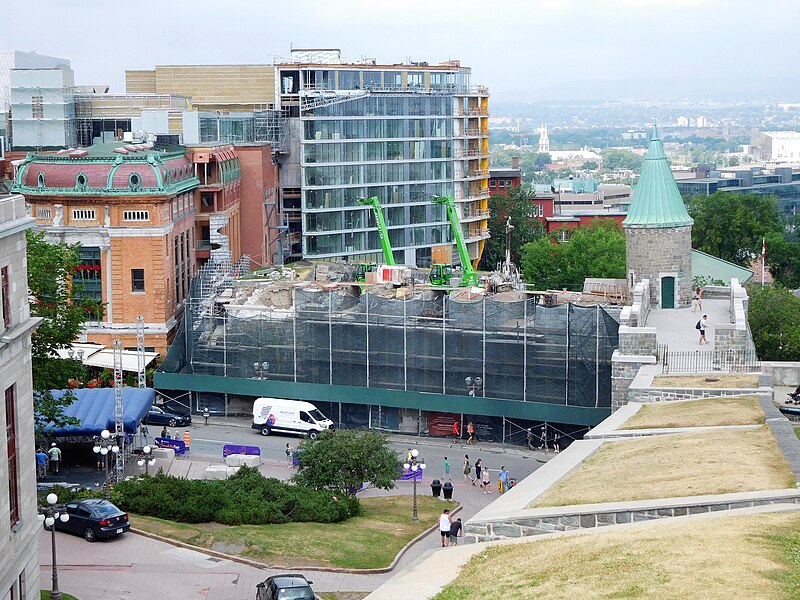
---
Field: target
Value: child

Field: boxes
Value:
[482,465,491,494]
[443,456,451,481]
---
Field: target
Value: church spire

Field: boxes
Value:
[538,124,550,153]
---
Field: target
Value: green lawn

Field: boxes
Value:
[41,592,79,600]
[133,495,453,570]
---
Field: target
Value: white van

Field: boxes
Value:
[251,398,334,439]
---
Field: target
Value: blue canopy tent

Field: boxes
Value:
[40,387,155,436]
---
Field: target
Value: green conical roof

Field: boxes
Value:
[623,127,693,228]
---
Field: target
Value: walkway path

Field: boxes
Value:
[646,297,728,352]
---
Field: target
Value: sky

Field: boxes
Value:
[5,0,799,102]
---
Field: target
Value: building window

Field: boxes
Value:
[1,266,10,328]
[129,173,141,191]
[31,96,43,119]
[72,209,96,221]
[131,269,145,293]
[6,385,20,528]
[76,173,88,190]
[75,247,103,306]
[489,180,496,188]
[37,173,45,188]
[36,207,52,219]
[122,210,150,222]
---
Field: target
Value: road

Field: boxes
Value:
[45,423,550,598]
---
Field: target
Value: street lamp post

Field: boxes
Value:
[137,445,156,476]
[253,361,270,380]
[403,449,427,522]
[92,429,119,498]
[465,375,483,397]
[38,492,70,600]
[67,348,85,363]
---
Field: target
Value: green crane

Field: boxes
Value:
[355,196,395,282]
[430,195,480,287]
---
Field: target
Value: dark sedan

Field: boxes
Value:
[143,405,192,427]
[55,498,130,542]
[256,574,317,600]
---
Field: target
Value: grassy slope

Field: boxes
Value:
[623,395,764,429]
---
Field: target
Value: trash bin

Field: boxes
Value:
[430,479,442,498]
[442,481,454,501]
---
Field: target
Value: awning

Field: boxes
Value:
[82,349,160,372]
[41,387,155,436]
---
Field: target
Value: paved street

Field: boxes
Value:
[44,425,549,598]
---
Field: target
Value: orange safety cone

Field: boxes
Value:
[184,430,191,452]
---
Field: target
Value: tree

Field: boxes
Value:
[581,160,599,171]
[293,429,401,497]
[478,184,545,271]
[688,192,783,267]
[521,219,627,290]
[748,286,800,361]
[601,149,643,172]
[27,231,104,434]
[764,232,800,289]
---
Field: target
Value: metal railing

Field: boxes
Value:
[660,346,760,374]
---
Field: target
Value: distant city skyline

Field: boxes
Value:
[5,0,799,102]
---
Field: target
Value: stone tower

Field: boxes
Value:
[538,124,549,153]
[623,127,693,307]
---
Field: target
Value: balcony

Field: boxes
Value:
[457,128,482,138]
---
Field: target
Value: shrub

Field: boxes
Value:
[111,465,358,525]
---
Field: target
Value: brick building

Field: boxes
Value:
[489,157,522,195]
[11,143,200,353]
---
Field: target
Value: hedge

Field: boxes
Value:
[109,466,360,525]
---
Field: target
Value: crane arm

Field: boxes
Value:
[432,196,479,287]
[357,196,396,266]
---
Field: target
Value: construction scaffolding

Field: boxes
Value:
[160,258,620,429]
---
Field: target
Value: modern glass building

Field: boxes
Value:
[277,50,490,267]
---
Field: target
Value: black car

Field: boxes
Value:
[55,498,130,542]
[143,405,192,427]
[255,574,317,600]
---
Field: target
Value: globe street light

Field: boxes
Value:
[465,375,483,397]
[403,449,427,522]
[38,492,70,600]
[253,361,270,380]
[137,445,156,476]
[93,429,119,498]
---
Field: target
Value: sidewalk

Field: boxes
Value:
[646,297,729,351]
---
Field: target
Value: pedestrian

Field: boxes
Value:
[693,287,702,312]
[553,431,561,453]
[466,422,475,445]
[96,450,105,471]
[539,424,548,451]
[286,443,293,465]
[463,454,475,485]
[697,314,709,345]
[526,428,535,450]
[448,517,463,547]
[160,426,169,439]
[48,442,61,474]
[474,458,482,482]
[498,465,509,494]
[36,447,48,480]
[439,509,451,547]
[452,419,460,443]
[482,465,491,494]
[443,456,452,481]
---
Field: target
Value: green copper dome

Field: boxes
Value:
[623,127,693,229]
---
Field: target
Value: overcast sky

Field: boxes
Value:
[5,0,798,102]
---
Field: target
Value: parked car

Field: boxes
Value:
[54,498,130,542]
[144,405,192,427]
[255,574,317,600]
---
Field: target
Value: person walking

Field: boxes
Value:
[439,509,452,547]
[482,465,492,494]
[452,419,460,443]
[697,314,709,345]
[498,465,509,494]
[526,428,535,450]
[693,287,703,312]
[539,424,548,451]
[48,443,61,475]
[466,422,475,445]
[553,431,561,453]
[474,458,482,482]
[463,454,475,485]
[443,456,452,481]
[286,443,294,465]
[448,518,463,547]
[36,448,48,480]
